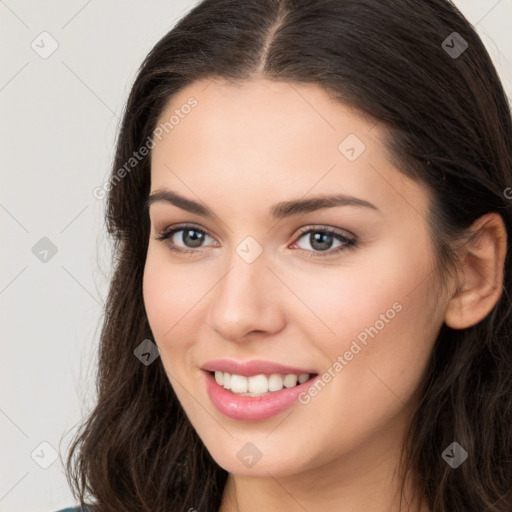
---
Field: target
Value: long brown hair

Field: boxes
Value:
[64,1,512,510]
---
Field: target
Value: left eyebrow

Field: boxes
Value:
[269,194,380,219]
[144,188,381,219]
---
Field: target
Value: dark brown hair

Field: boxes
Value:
[63,1,512,511]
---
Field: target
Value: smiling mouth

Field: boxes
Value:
[208,370,318,397]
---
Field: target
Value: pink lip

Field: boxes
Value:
[202,370,320,421]
[201,359,317,377]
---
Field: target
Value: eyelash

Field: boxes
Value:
[154,223,357,259]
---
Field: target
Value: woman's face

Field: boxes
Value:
[143,78,450,481]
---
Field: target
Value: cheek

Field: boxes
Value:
[142,246,218,391]
[142,246,206,336]
[284,235,427,339]
[283,260,439,466]
[142,259,174,338]
[297,223,438,354]
[291,230,440,404]
[142,249,191,368]
[142,255,191,398]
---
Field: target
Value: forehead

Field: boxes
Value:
[149,78,429,220]
[153,78,379,159]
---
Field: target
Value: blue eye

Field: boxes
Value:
[154,225,215,255]
[292,227,357,257]
[154,223,357,258]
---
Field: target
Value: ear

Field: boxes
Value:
[444,213,508,330]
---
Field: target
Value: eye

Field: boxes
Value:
[154,223,357,258]
[290,226,357,258]
[154,224,216,255]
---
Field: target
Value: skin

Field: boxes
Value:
[142,78,507,512]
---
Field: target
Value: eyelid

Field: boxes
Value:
[294,224,356,240]
[154,221,211,235]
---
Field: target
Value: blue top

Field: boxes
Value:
[55,508,92,512]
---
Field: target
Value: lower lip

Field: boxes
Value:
[203,370,319,421]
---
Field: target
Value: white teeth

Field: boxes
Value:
[213,371,312,396]
[248,374,268,394]
[223,372,231,390]
[283,374,298,388]
[230,374,248,393]
[268,373,283,392]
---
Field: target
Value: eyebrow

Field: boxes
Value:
[145,188,380,219]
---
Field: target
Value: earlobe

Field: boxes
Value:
[444,213,507,330]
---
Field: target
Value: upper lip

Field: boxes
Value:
[201,359,318,377]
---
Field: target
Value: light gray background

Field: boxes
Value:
[1,1,511,511]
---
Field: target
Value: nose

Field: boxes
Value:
[206,252,285,342]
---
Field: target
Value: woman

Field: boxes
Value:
[60,0,512,511]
